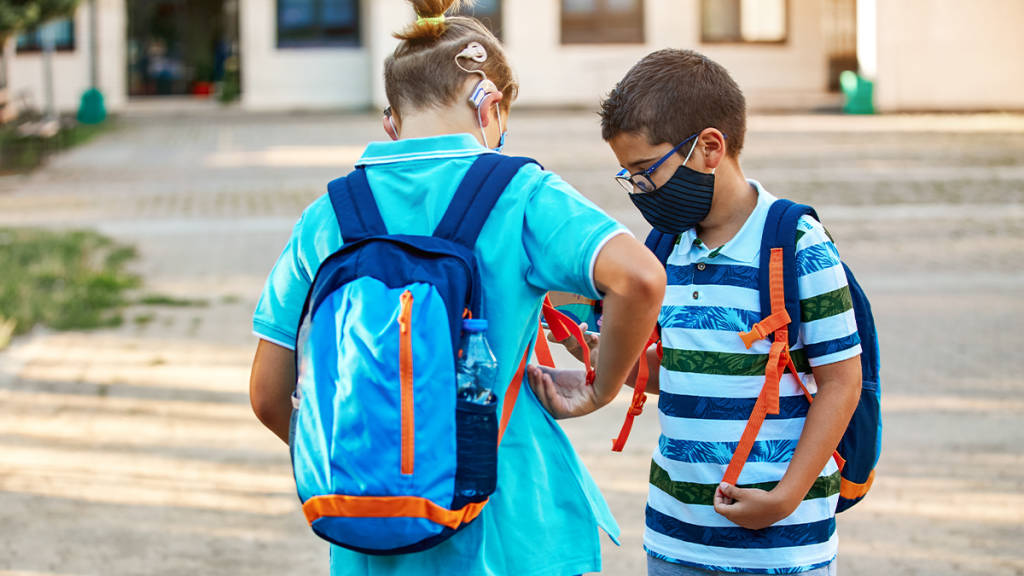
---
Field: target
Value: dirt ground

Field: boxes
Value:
[1,110,1022,576]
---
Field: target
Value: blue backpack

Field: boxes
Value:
[291,154,539,554]
[644,199,881,512]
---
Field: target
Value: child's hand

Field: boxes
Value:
[526,365,601,419]
[713,483,799,530]
[547,322,600,368]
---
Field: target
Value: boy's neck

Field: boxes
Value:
[694,158,757,250]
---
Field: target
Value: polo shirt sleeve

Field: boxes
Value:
[252,213,313,350]
[520,168,631,300]
[795,216,862,367]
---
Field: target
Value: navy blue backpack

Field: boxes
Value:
[644,199,881,512]
[291,154,539,554]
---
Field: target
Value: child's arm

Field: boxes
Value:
[528,235,665,419]
[548,326,663,394]
[713,356,861,530]
[249,339,297,444]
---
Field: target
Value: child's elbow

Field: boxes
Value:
[629,263,666,308]
[249,381,278,428]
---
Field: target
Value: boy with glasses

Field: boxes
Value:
[528,49,862,575]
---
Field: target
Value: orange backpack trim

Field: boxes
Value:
[398,290,416,476]
[305,309,548,531]
[302,494,488,531]
[840,469,874,500]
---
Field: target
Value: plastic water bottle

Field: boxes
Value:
[456,319,497,404]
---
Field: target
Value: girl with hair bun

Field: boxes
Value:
[249,2,665,575]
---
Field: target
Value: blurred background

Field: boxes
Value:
[0,1,1022,576]
[2,0,1023,116]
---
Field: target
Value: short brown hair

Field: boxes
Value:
[600,49,746,157]
[385,0,518,119]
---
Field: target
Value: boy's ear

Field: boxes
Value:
[699,128,727,171]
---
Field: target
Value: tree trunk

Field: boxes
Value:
[42,22,55,119]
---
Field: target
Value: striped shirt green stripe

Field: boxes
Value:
[801,286,854,322]
[650,460,841,506]
[662,347,812,376]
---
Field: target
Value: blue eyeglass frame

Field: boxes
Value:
[614,131,726,193]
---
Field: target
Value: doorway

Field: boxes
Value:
[127,0,239,98]
[823,0,858,92]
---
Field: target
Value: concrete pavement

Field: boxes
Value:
[1,110,1022,575]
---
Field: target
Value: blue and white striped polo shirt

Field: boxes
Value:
[645,181,862,574]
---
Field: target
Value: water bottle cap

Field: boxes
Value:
[462,319,488,332]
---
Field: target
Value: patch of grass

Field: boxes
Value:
[0,118,116,173]
[0,228,141,335]
[0,316,15,350]
[137,294,208,307]
[133,313,155,327]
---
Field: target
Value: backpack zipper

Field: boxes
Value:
[398,290,415,476]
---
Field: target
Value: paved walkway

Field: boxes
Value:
[1,111,1023,576]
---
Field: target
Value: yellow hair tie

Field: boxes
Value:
[417,15,446,26]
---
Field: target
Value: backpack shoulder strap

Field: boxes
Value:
[644,230,677,267]
[327,167,388,242]
[760,199,818,347]
[433,154,540,248]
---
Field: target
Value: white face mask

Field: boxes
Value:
[479,104,506,153]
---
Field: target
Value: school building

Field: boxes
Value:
[2,0,1023,115]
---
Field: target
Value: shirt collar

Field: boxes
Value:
[356,133,494,167]
[677,179,778,264]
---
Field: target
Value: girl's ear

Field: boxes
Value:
[383,115,399,141]
[478,90,503,128]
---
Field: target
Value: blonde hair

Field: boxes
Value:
[384,0,518,119]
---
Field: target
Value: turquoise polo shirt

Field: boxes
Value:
[253,134,627,576]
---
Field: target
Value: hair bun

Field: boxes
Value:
[410,0,473,18]
[395,0,475,41]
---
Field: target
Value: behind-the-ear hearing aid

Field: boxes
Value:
[457,42,488,63]
[383,105,399,141]
[456,42,504,151]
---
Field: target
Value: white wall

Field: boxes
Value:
[6,2,126,115]
[875,0,1024,112]
[501,0,831,111]
[240,0,373,111]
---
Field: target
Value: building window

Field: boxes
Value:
[702,0,787,44]
[561,0,644,45]
[278,0,360,48]
[452,0,503,41]
[16,18,76,53]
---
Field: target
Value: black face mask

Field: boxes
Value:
[629,163,715,235]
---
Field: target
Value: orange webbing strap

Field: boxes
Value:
[541,295,595,385]
[725,249,846,485]
[723,248,787,486]
[497,349,529,445]
[739,309,791,350]
[303,494,488,530]
[722,335,787,485]
[534,320,556,368]
[611,327,660,452]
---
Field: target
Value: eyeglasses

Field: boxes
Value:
[614,133,699,193]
